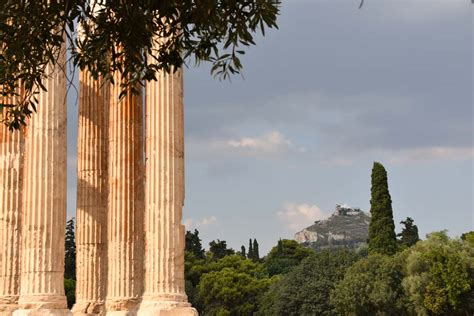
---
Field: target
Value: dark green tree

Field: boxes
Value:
[368,162,398,255]
[397,217,420,248]
[209,239,234,260]
[64,279,76,309]
[461,231,474,245]
[248,238,254,260]
[277,238,284,253]
[196,255,274,315]
[330,254,409,315]
[240,245,246,258]
[259,249,360,315]
[185,229,205,259]
[64,217,76,280]
[253,239,260,261]
[0,1,280,129]
[264,239,313,276]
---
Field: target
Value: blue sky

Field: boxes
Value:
[67,0,473,254]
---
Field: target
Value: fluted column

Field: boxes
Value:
[0,94,24,315]
[14,49,69,315]
[105,73,144,315]
[137,69,196,316]
[72,69,109,315]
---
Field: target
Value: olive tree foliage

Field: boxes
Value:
[330,254,409,316]
[402,231,474,315]
[0,0,280,129]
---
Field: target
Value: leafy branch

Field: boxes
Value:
[0,0,280,129]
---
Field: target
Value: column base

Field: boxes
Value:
[72,301,106,315]
[17,295,67,311]
[105,299,139,316]
[12,309,71,316]
[0,308,18,316]
[105,312,137,316]
[0,296,19,315]
[137,300,198,316]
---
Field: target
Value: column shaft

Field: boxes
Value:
[73,70,109,315]
[138,69,196,315]
[106,73,144,314]
[0,94,24,315]
[15,50,69,314]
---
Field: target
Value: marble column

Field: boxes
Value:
[14,49,69,315]
[72,70,109,315]
[0,94,25,315]
[105,73,144,315]
[137,69,197,316]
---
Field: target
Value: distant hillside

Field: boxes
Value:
[294,204,370,250]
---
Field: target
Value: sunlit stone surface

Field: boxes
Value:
[105,73,144,315]
[13,48,70,316]
[72,70,109,316]
[137,69,197,316]
[0,94,24,315]
[1,43,196,316]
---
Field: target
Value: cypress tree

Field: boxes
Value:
[64,217,76,279]
[253,239,260,261]
[277,239,283,254]
[248,238,253,260]
[240,245,246,258]
[368,162,397,255]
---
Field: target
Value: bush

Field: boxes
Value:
[259,249,359,315]
[64,278,76,309]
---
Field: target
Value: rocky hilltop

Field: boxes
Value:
[294,204,370,250]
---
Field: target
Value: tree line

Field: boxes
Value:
[64,162,474,314]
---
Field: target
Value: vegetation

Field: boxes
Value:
[0,0,279,129]
[247,238,260,262]
[64,217,76,280]
[331,254,408,315]
[402,231,474,315]
[368,161,398,255]
[186,229,206,259]
[197,255,274,315]
[60,163,473,315]
[64,278,76,309]
[398,217,420,248]
[209,239,235,259]
[263,239,313,276]
[259,249,360,315]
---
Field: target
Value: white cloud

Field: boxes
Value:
[184,216,218,230]
[208,131,308,158]
[225,131,292,153]
[277,203,329,231]
[187,131,305,160]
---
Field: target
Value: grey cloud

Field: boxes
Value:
[184,0,471,159]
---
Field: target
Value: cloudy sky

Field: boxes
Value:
[67,0,473,254]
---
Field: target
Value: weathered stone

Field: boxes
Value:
[137,69,197,316]
[14,47,69,315]
[72,69,109,316]
[0,93,24,316]
[105,72,144,315]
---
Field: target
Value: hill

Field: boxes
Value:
[294,204,370,250]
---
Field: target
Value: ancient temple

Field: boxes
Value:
[0,44,197,315]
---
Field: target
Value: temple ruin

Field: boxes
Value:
[0,43,197,315]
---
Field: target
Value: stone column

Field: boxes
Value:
[72,70,109,315]
[0,94,24,315]
[137,69,197,316]
[105,73,144,315]
[14,49,69,315]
